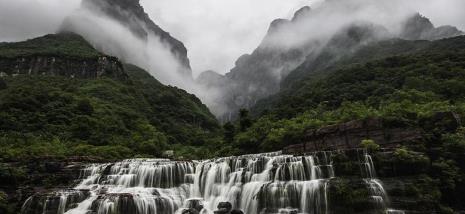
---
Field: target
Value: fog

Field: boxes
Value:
[141,0,465,75]
[141,0,310,76]
[0,0,464,117]
[62,8,189,87]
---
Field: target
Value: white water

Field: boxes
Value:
[21,150,400,214]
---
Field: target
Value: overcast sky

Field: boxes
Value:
[141,0,465,76]
[0,0,464,77]
[141,0,311,76]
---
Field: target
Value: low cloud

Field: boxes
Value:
[141,0,465,76]
[141,0,310,76]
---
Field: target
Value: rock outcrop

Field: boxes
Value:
[400,13,463,41]
[0,33,127,79]
[0,55,125,79]
[283,112,461,154]
[0,157,101,213]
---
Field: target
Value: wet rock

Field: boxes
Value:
[214,202,233,214]
[185,199,204,212]
[230,209,244,214]
[182,208,200,214]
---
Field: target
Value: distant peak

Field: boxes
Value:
[292,6,311,22]
[401,12,463,40]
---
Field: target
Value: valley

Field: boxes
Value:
[0,0,465,213]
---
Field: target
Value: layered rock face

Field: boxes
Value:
[81,0,192,76]
[0,157,101,213]
[283,112,461,154]
[0,56,125,79]
[0,33,127,79]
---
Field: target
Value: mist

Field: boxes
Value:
[141,0,465,75]
[62,8,189,87]
[140,0,310,76]
[0,0,464,118]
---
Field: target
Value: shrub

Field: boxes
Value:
[360,139,380,152]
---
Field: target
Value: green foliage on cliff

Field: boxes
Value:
[232,36,465,154]
[0,34,102,59]
[230,36,465,211]
[0,65,220,161]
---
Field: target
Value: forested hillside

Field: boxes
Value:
[0,34,222,162]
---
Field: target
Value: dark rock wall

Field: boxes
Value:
[0,55,127,79]
[283,112,461,154]
[283,118,422,154]
[0,157,103,213]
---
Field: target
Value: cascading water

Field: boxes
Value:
[21,150,401,214]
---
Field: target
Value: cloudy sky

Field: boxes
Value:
[141,0,311,76]
[0,0,464,76]
[141,0,465,76]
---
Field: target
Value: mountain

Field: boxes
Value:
[61,0,192,81]
[0,33,221,162]
[198,6,463,119]
[197,7,315,117]
[82,0,191,74]
[0,33,126,79]
[230,35,465,213]
[254,35,465,118]
[400,13,463,41]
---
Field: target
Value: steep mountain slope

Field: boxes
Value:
[198,6,463,118]
[82,0,191,75]
[230,36,465,212]
[255,35,465,118]
[0,33,220,162]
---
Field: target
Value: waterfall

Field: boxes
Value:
[21,150,401,214]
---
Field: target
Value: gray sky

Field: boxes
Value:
[0,0,80,41]
[141,0,311,76]
[140,0,465,76]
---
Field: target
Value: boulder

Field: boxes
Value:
[214,202,233,214]
[185,199,204,212]
[182,208,199,214]
[230,209,244,214]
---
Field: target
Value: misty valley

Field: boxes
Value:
[0,0,465,214]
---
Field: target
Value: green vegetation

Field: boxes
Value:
[360,139,380,152]
[228,36,465,211]
[0,64,223,161]
[234,36,465,154]
[0,34,102,59]
[0,34,222,162]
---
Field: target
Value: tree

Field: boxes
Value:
[239,109,252,132]
[0,78,7,90]
[76,99,94,115]
[223,122,235,144]
[360,139,380,152]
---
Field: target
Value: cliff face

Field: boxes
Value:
[0,33,127,79]
[283,112,461,154]
[0,56,125,79]
[81,0,192,76]
[0,157,102,213]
